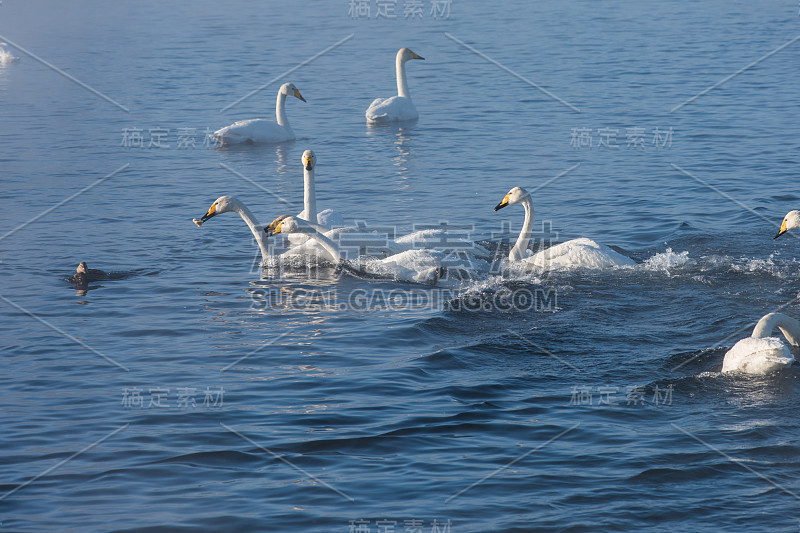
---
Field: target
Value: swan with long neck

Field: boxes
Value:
[212,82,306,145]
[722,312,800,374]
[193,196,272,264]
[266,216,457,284]
[774,210,800,239]
[366,48,424,123]
[297,149,343,227]
[493,186,635,269]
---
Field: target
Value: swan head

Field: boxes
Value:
[494,187,530,211]
[193,195,240,227]
[265,215,310,237]
[280,82,306,102]
[774,210,800,239]
[264,214,290,236]
[302,150,316,171]
[398,48,424,62]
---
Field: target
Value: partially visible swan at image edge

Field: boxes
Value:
[267,215,474,285]
[722,313,800,374]
[0,43,20,66]
[366,48,424,124]
[212,82,306,145]
[494,186,635,269]
[774,210,800,239]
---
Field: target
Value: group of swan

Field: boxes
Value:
[198,44,800,377]
[211,48,425,145]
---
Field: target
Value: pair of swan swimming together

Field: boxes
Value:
[211,48,425,145]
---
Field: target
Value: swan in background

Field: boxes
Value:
[366,48,424,123]
[722,313,800,374]
[193,195,283,265]
[267,216,464,285]
[774,210,800,239]
[494,187,635,269]
[212,82,306,145]
[0,43,19,65]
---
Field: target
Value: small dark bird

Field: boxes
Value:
[70,262,109,286]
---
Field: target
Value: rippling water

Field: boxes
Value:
[2,1,800,531]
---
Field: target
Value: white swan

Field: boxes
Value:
[267,216,462,285]
[212,82,306,145]
[493,187,635,269]
[366,48,424,123]
[722,313,800,374]
[774,210,800,239]
[193,196,272,264]
[297,150,343,228]
[0,43,19,66]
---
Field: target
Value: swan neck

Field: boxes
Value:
[752,313,800,346]
[301,167,317,223]
[396,55,411,99]
[235,203,270,264]
[510,196,534,261]
[307,228,341,262]
[275,91,291,132]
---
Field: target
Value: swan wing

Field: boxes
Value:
[525,238,635,270]
[213,118,293,144]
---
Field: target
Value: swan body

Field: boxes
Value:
[267,216,461,284]
[722,313,800,374]
[774,210,800,239]
[366,48,424,123]
[493,186,635,269]
[0,43,19,65]
[212,82,305,145]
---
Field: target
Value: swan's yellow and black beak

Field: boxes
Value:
[293,88,306,102]
[411,51,425,60]
[494,193,510,211]
[266,221,284,237]
[264,215,288,237]
[193,203,217,227]
[775,219,788,239]
[303,155,314,171]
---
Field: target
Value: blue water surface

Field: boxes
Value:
[2,1,800,531]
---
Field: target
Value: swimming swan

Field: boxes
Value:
[493,186,635,269]
[722,312,800,374]
[774,210,800,239]
[193,195,327,265]
[212,82,306,145]
[366,48,424,123]
[267,216,454,284]
[292,150,344,241]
